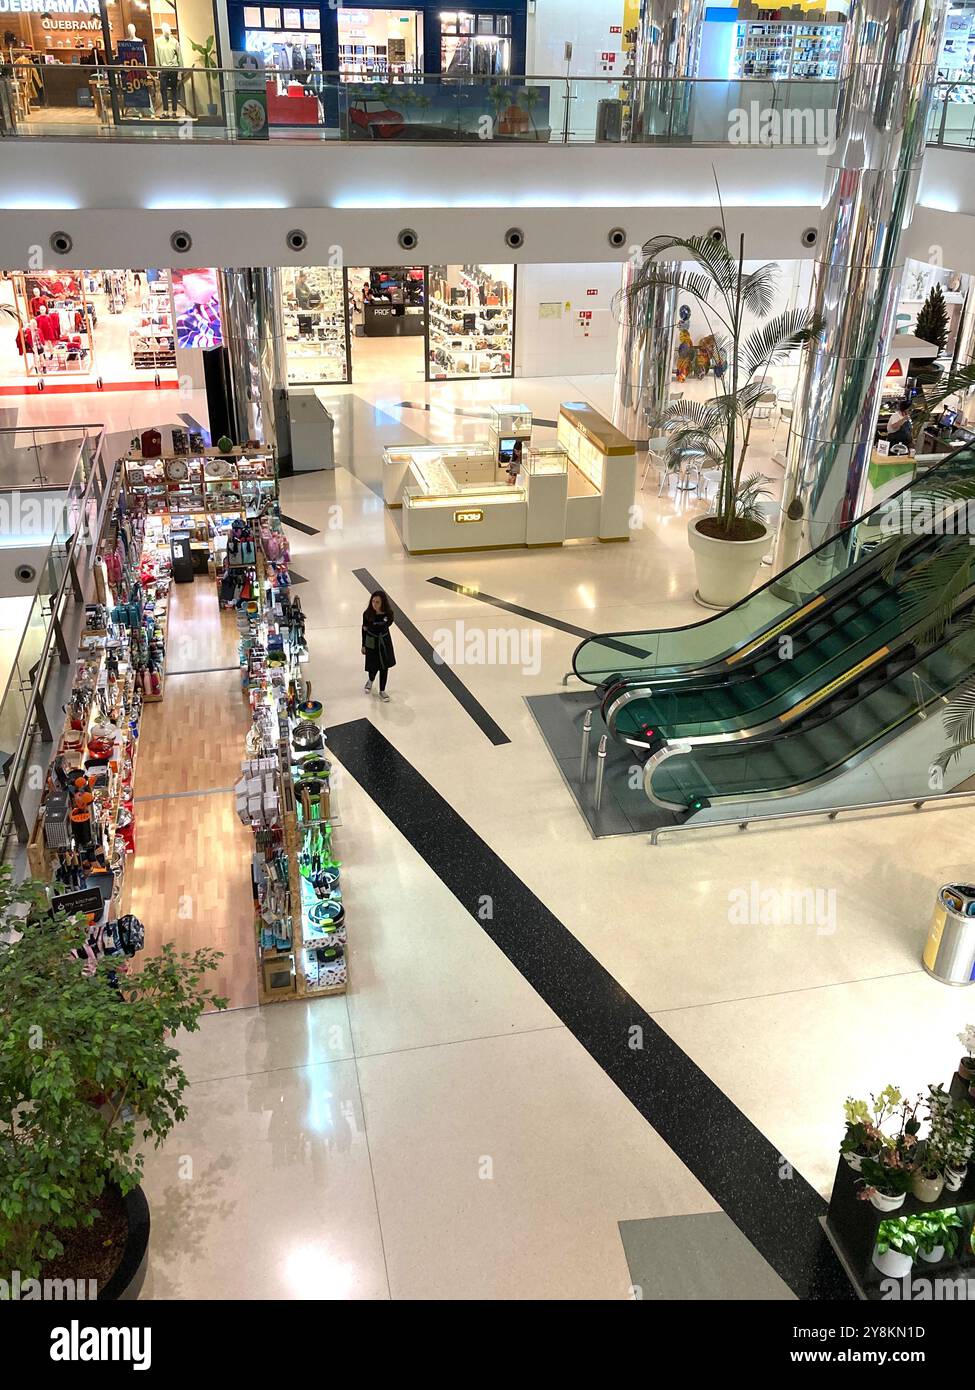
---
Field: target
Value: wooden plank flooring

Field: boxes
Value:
[124,578,258,1009]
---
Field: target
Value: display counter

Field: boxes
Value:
[364,303,426,338]
[383,401,636,554]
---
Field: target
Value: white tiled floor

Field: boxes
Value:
[26,368,972,1300]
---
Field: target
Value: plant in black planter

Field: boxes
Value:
[0,869,225,1296]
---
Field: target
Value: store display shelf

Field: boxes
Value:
[142,599,169,704]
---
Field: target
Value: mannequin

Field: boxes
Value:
[156,21,182,118]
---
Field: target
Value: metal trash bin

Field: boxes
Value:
[596,98,623,143]
[923,884,975,986]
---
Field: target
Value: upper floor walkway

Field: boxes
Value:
[2,69,974,149]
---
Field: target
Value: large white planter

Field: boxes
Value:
[872,1245,914,1280]
[687,518,771,610]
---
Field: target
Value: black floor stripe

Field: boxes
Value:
[427,577,652,662]
[280,513,320,536]
[287,570,309,586]
[352,568,510,747]
[428,577,595,639]
[327,716,851,1302]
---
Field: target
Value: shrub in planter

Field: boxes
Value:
[0,869,226,1291]
[872,1217,918,1279]
[625,226,824,609]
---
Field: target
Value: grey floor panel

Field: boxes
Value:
[525,691,679,839]
[619,1213,796,1301]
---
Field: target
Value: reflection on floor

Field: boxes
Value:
[124,580,257,1010]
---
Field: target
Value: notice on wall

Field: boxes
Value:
[538,302,563,320]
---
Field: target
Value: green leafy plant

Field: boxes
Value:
[0,869,226,1279]
[623,197,824,541]
[908,1207,964,1260]
[188,34,218,113]
[875,1216,918,1261]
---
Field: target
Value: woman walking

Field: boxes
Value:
[362,589,396,702]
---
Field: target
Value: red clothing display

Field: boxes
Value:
[35,313,60,344]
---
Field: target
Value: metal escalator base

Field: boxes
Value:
[525,691,681,839]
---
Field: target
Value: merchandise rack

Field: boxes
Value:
[732,20,845,80]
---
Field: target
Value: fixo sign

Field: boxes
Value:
[454,509,484,524]
[0,0,101,11]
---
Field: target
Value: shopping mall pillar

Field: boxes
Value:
[220,269,293,474]
[628,0,706,141]
[612,254,677,446]
[778,0,946,560]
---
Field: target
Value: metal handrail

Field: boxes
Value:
[0,426,113,849]
[649,786,975,845]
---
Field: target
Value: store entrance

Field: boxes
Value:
[347,266,426,384]
[337,8,423,81]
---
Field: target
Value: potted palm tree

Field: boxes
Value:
[0,868,225,1298]
[625,220,824,607]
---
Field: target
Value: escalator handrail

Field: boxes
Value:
[571,437,975,683]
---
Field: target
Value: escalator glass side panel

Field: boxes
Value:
[573,443,975,686]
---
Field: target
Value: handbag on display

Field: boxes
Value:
[140,428,162,458]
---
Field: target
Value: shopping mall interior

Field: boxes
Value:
[6,0,975,1333]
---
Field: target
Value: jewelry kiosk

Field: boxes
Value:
[383,402,636,554]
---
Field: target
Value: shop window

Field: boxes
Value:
[337,8,423,83]
[427,264,515,380]
[280,267,350,384]
[441,10,512,77]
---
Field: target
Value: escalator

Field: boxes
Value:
[565,440,975,823]
[606,530,970,749]
[571,439,975,691]
[644,596,975,814]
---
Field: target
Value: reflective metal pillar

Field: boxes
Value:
[629,0,706,140]
[613,255,677,444]
[220,268,293,472]
[778,0,947,559]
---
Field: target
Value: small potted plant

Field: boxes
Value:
[858,1154,915,1211]
[910,1208,964,1265]
[872,1217,918,1279]
[839,1087,901,1171]
[945,1105,975,1191]
[960,1025,975,1088]
[912,1086,950,1203]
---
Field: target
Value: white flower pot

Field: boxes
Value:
[919,1245,945,1264]
[844,1152,865,1172]
[869,1189,906,1212]
[911,1170,946,1203]
[872,1245,914,1279]
[687,518,771,610]
[944,1164,968,1193]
